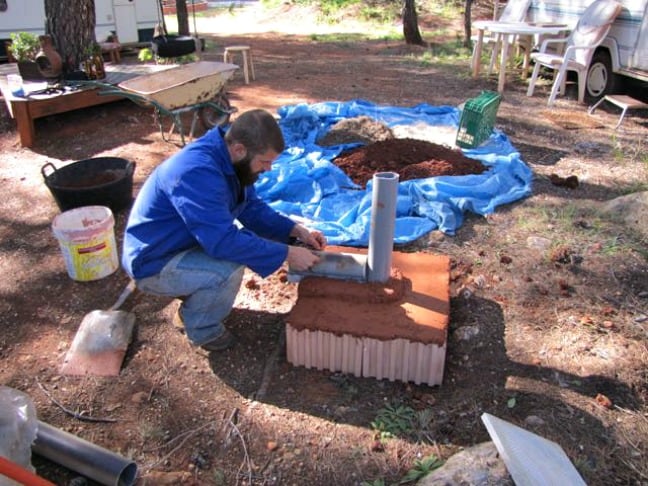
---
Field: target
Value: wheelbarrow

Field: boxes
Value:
[82,61,239,145]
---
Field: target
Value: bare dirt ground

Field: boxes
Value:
[1,3,647,485]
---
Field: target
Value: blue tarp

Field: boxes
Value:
[254,99,533,246]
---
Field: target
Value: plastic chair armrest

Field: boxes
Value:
[538,36,568,53]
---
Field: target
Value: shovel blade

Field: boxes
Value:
[60,310,136,376]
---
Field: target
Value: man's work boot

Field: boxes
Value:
[200,329,236,352]
[172,307,185,334]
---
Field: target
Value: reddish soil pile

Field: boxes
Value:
[333,138,488,187]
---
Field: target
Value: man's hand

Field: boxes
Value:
[290,224,327,251]
[287,246,321,272]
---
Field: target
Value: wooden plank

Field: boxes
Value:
[10,90,123,148]
[11,101,35,148]
[20,89,123,119]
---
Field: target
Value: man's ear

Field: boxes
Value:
[230,142,247,162]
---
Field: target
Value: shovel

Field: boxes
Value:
[60,281,137,377]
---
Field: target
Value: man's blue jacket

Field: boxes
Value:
[122,127,295,279]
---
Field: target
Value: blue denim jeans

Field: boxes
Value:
[135,247,244,346]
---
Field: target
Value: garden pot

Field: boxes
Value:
[35,35,63,80]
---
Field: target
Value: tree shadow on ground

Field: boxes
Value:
[206,295,640,484]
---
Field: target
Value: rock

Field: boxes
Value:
[453,325,480,341]
[599,191,648,238]
[417,442,513,485]
[526,236,552,251]
[524,415,545,427]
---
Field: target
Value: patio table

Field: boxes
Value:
[0,64,174,148]
[471,21,570,92]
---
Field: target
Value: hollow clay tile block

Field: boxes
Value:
[286,249,450,386]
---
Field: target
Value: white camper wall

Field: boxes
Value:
[629,2,648,71]
[0,0,159,42]
[135,0,160,24]
[0,0,46,39]
[95,0,118,42]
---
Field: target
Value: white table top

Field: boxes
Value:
[473,20,569,35]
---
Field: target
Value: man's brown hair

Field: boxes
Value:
[225,109,285,157]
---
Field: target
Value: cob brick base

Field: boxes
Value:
[286,249,450,386]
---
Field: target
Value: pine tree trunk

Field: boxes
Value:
[44,0,95,74]
[176,0,190,35]
[464,0,474,49]
[402,0,424,46]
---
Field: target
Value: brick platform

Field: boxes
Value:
[286,250,450,385]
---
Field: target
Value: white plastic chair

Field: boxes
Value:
[472,0,532,74]
[526,0,623,106]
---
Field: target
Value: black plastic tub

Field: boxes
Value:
[41,157,135,214]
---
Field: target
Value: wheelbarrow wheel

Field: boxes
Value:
[200,93,233,129]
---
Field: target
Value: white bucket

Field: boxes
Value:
[52,206,119,281]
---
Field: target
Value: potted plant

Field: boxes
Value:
[8,32,43,81]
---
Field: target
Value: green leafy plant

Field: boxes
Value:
[8,32,40,62]
[138,47,154,62]
[398,455,444,484]
[413,408,435,442]
[371,403,417,440]
[138,45,199,65]
[84,41,102,57]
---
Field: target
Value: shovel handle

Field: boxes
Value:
[0,456,55,486]
[109,280,137,311]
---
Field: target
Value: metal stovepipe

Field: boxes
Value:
[367,171,399,282]
[33,421,137,486]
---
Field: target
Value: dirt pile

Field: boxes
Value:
[333,138,488,187]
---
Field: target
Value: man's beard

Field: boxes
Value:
[232,155,260,186]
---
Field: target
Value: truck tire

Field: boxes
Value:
[585,50,620,103]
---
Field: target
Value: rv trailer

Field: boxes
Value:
[527,0,648,101]
[0,0,159,60]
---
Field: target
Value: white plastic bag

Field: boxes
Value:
[0,386,38,486]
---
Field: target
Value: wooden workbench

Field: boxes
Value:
[0,64,175,148]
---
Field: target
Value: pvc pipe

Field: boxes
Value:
[32,421,137,486]
[0,455,55,486]
[367,172,399,282]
